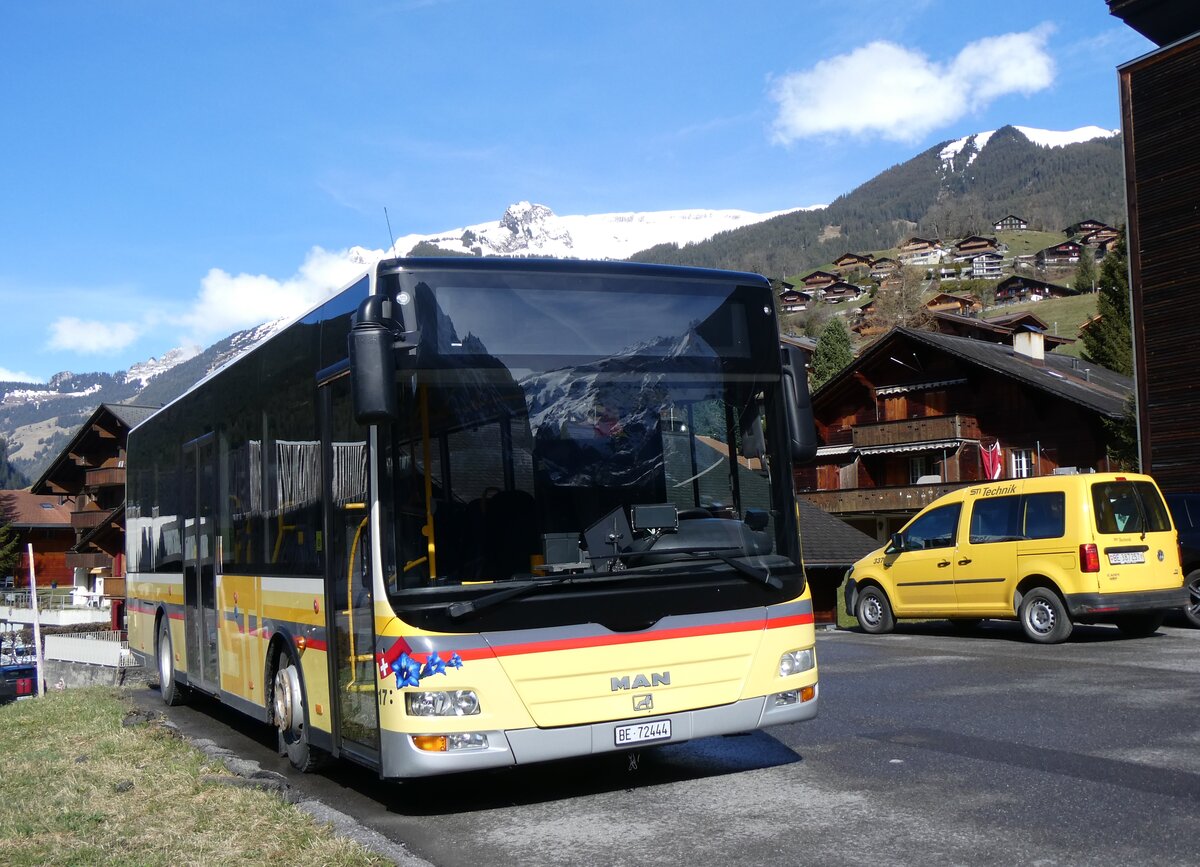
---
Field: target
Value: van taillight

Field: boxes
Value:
[1080,543,1100,573]
[16,677,32,696]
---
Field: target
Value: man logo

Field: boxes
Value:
[633,694,654,711]
[611,672,671,691]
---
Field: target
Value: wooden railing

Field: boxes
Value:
[801,481,969,515]
[852,414,980,448]
[71,509,112,531]
[85,466,126,488]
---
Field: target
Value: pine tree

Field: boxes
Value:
[1080,230,1132,377]
[810,316,854,390]
[1073,247,1097,294]
[0,521,18,580]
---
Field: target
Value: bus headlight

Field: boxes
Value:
[405,689,481,716]
[779,648,815,677]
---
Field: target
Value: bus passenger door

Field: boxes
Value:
[182,434,219,692]
[320,372,381,766]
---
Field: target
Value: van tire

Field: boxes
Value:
[1115,612,1164,638]
[856,586,895,634]
[1019,587,1072,644]
[1184,570,1200,628]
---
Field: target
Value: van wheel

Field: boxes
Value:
[1019,587,1073,644]
[1184,570,1200,628]
[856,586,895,634]
[1115,612,1164,638]
[157,617,187,706]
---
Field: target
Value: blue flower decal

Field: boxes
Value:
[391,652,422,687]
[447,652,463,670]
[420,651,448,679]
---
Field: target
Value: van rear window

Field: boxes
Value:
[1091,481,1172,535]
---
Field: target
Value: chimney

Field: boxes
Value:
[1012,328,1044,362]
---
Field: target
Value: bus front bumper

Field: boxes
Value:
[380,687,818,778]
[1066,587,1188,618]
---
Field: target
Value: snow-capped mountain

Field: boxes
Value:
[939,124,1119,170]
[125,346,201,387]
[385,200,818,261]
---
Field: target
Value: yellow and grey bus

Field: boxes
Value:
[126,257,820,777]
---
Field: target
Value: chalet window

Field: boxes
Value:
[1011,448,1034,479]
[909,455,932,484]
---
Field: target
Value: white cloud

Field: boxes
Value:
[48,317,140,354]
[770,25,1056,145]
[179,246,372,346]
[0,367,40,383]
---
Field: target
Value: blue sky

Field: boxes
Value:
[0,1,1154,383]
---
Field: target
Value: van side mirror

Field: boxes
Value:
[781,344,817,463]
[349,294,399,424]
[886,532,905,554]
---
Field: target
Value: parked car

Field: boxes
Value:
[0,664,37,705]
[1163,493,1200,627]
[844,472,1188,643]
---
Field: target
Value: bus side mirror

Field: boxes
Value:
[781,344,817,463]
[349,294,399,424]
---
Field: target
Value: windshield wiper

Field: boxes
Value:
[632,546,794,590]
[446,573,593,620]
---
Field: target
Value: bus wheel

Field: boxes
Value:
[273,658,323,772]
[856,586,895,634]
[1019,587,1073,644]
[157,617,187,706]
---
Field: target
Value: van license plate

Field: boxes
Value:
[614,719,671,746]
[1108,551,1145,565]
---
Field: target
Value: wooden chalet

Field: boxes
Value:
[800,270,838,291]
[0,490,73,588]
[1080,226,1120,248]
[1065,219,1112,237]
[995,275,1075,303]
[1110,1,1200,489]
[851,300,887,337]
[797,327,1131,540]
[878,273,904,292]
[993,214,1028,231]
[779,287,813,312]
[30,403,159,625]
[820,281,865,304]
[869,257,900,279]
[898,237,945,264]
[952,235,1001,258]
[925,293,982,315]
[1036,241,1083,266]
[833,252,873,273]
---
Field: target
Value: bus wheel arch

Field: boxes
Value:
[155,610,187,706]
[1015,578,1072,644]
[267,634,324,772]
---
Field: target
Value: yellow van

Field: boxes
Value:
[843,472,1188,643]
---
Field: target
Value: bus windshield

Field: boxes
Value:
[380,266,796,606]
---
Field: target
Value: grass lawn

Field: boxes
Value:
[0,688,387,866]
[983,292,1099,358]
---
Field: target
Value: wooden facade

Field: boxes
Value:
[1119,25,1200,491]
[993,214,1028,231]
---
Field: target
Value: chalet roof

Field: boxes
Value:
[0,490,71,528]
[954,235,998,247]
[931,311,1075,348]
[815,327,1131,419]
[993,214,1027,222]
[795,497,879,567]
[996,275,1074,294]
[802,269,838,281]
[30,402,160,496]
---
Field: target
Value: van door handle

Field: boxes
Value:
[958,557,972,565]
[937,559,951,567]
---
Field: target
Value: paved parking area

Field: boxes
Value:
[143,621,1200,866]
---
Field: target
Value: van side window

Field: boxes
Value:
[902,503,961,550]
[1023,492,1065,540]
[969,496,1021,543]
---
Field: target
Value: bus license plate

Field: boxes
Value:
[614,719,671,746]
[1108,551,1145,565]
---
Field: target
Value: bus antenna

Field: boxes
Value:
[384,207,397,257]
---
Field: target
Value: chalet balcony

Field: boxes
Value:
[71,509,114,531]
[852,414,981,449]
[802,481,969,515]
[85,466,126,488]
[65,551,114,570]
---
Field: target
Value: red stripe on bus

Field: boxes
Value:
[412,612,814,662]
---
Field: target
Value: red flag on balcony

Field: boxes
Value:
[981,441,1003,480]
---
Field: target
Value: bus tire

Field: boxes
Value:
[157,617,187,707]
[856,585,895,634]
[273,653,324,773]
[1115,611,1164,638]
[1019,587,1073,644]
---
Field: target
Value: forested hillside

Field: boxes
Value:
[632,126,1124,278]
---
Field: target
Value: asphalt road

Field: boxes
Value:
[135,620,1200,866]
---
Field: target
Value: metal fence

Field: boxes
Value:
[43,630,138,668]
